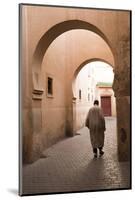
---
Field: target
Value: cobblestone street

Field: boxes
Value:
[22,117,131,195]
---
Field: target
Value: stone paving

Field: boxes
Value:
[22,117,131,195]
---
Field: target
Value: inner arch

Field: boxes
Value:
[72,58,114,98]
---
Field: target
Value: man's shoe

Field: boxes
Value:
[99,151,104,157]
[94,153,97,158]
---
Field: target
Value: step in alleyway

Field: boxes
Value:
[22,117,131,195]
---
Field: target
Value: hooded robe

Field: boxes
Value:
[85,105,105,148]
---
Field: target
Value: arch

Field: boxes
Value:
[72,58,114,98]
[33,20,114,65]
[32,18,116,142]
[32,20,115,93]
[72,58,115,134]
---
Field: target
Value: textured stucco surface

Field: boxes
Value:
[20,5,130,163]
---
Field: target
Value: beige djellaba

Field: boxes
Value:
[85,105,106,149]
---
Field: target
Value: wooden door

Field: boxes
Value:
[101,96,111,116]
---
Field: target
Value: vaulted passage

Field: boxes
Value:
[20,5,131,167]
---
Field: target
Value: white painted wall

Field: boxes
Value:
[75,61,115,129]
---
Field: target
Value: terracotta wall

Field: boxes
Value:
[20,5,130,162]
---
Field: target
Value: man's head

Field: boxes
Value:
[94,100,99,106]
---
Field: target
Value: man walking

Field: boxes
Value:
[85,100,106,158]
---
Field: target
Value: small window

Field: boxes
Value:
[79,89,82,100]
[47,77,53,96]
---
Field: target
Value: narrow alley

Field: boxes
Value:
[23,117,130,195]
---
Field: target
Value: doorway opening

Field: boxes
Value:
[101,96,111,116]
[73,61,117,154]
[73,61,116,130]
